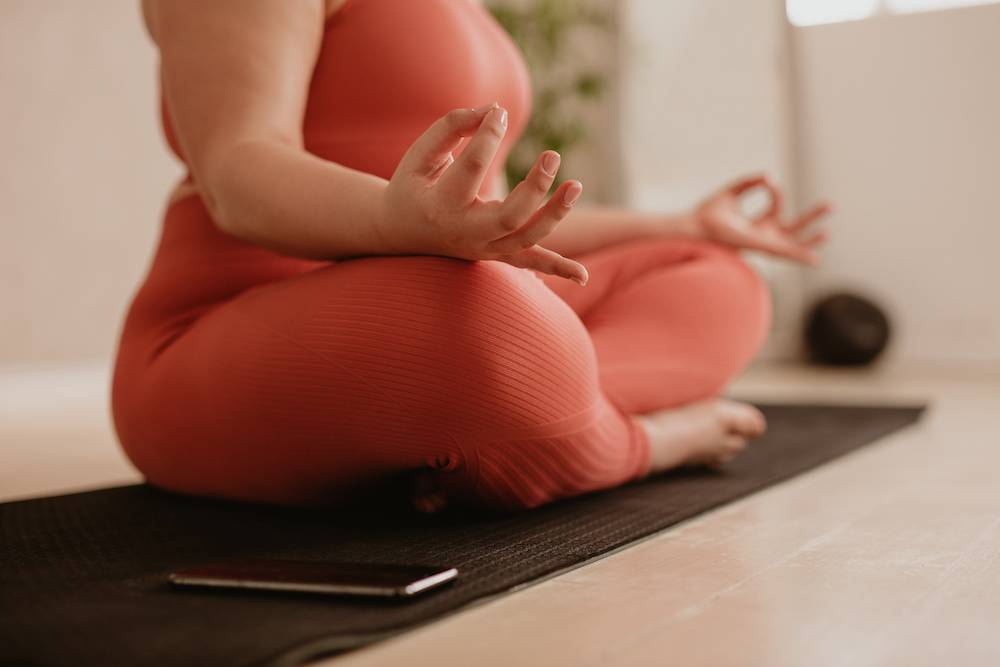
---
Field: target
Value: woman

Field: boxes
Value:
[113,0,830,513]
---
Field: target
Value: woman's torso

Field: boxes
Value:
[131,0,533,341]
[162,0,531,205]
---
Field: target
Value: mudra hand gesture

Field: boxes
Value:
[693,174,832,265]
[381,102,589,285]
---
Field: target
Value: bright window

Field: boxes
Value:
[787,0,879,26]
[787,0,999,26]
[887,0,997,10]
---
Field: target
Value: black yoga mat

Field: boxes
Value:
[1,403,924,667]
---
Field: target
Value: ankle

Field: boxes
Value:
[633,415,656,479]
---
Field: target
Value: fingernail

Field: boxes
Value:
[472,102,497,114]
[541,151,560,176]
[494,106,508,128]
[563,181,583,206]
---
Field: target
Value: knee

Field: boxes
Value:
[333,257,600,443]
[621,236,772,342]
[444,260,601,431]
[692,241,773,353]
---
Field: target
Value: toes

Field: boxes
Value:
[745,405,767,437]
[694,433,747,470]
[719,401,767,438]
[703,434,748,470]
[721,433,748,458]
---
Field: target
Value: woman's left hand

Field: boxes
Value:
[692,173,832,265]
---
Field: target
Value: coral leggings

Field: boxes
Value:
[112,196,771,512]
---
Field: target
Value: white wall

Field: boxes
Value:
[618,0,804,358]
[792,3,1000,365]
[0,1,177,365]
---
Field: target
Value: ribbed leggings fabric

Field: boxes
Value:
[112,197,771,511]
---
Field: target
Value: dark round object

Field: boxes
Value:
[805,292,891,366]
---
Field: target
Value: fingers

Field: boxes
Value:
[426,153,455,181]
[732,229,819,266]
[396,104,496,179]
[767,240,820,266]
[787,201,833,234]
[727,174,768,196]
[800,229,828,248]
[493,150,562,234]
[503,244,589,286]
[487,179,582,254]
[728,172,784,220]
[712,201,825,265]
[437,105,508,203]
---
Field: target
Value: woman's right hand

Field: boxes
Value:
[379,103,589,285]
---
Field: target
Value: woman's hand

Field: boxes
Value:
[379,103,589,285]
[693,174,832,265]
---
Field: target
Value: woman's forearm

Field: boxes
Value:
[539,204,699,258]
[205,139,392,260]
[205,143,701,263]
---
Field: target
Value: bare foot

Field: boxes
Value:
[411,399,764,511]
[635,399,767,475]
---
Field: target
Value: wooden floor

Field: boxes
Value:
[2,363,999,665]
[324,365,1000,667]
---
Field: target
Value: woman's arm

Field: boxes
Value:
[145,0,588,283]
[491,173,831,264]
[539,204,698,258]
[146,0,390,259]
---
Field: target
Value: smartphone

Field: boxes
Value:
[168,559,459,598]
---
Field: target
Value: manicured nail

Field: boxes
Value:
[563,181,583,206]
[494,106,508,128]
[541,151,560,177]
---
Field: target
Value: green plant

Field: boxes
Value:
[488,0,611,188]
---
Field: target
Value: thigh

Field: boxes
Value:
[115,254,596,506]
[535,237,771,412]
[533,237,720,318]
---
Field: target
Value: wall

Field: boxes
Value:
[0,0,177,365]
[617,0,803,358]
[792,3,1000,365]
